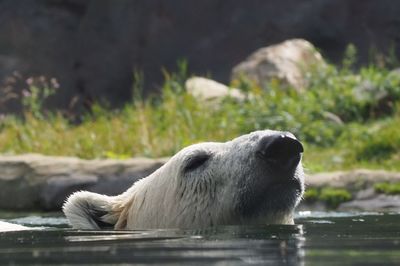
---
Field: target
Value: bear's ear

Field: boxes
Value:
[63,191,123,230]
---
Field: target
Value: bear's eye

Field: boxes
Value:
[184,153,210,172]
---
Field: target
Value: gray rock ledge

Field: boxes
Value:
[0,154,168,211]
[300,169,400,212]
[1,155,400,212]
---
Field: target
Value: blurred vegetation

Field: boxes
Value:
[0,47,400,173]
[303,187,352,208]
[374,182,400,195]
[319,188,352,209]
[303,188,320,202]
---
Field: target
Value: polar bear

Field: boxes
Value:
[63,130,304,230]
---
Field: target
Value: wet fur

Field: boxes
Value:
[63,130,304,230]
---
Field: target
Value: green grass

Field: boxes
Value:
[374,182,400,195]
[319,188,352,208]
[303,187,353,208]
[1,58,400,173]
[304,115,400,172]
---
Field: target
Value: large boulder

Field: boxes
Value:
[231,39,325,90]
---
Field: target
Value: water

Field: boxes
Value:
[1,212,400,265]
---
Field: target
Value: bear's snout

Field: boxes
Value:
[255,133,303,172]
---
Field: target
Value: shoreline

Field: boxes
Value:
[1,154,399,212]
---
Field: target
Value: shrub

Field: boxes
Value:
[354,116,400,162]
[319,188,352,209]
[374,182,400,195]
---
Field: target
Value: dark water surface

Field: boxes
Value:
[1,212,399,265]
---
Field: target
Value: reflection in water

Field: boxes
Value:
[63,226,304,265]
[299,212,400,265]
[1,212,400,265]
[0,225,305,265]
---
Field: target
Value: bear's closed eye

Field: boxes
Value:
[184,153,210,172]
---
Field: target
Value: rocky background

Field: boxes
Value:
[1,0,400,112]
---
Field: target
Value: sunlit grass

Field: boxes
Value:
[1,59,400,173]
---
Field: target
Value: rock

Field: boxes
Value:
[322,111,344,125]
[1,155,400,213]
[231,39,325,90]
[0,154,167,210]
[339,194,400,212]
[354,188,376,200]
[185,77,245,102]
[301,169,400,212]
[40,174,99,210]
[0,160,31,181]
[306,169,400,189]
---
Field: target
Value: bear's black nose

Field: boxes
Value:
[256,133,304,171]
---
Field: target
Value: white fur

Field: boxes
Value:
[63,130,304,230]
